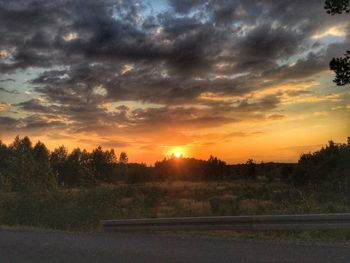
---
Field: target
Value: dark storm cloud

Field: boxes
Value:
[1,0,348,74]
[0,0,149,71]
[167,0,205,13]
[1,0,349,134]
[16,99,58,113]
[263,52,328,81]
[239,24,303,63]
[117,94,281,133]
[0,114,67,135]
[21,115,66,130]
[0,116,17,126]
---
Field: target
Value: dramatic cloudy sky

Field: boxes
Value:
[0,0,349,163]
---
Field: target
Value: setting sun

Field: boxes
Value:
[174,151,182,158]
[166,146,186,158]
[1,0,350,257]
[0,0,349,166]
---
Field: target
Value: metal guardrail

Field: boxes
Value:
[101,213,350,231]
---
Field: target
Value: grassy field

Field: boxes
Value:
[1,180,350,241]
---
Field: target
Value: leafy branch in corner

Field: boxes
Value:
[325,0,350,86]
[330,51,350,85]
[325,0,350,14]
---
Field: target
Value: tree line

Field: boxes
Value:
[0,136,349,191]
[0,136,133,190]
[291,138,350,190]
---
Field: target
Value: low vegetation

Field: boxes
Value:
[0,136,349,241]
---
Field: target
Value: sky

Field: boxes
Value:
[0,0,349,164]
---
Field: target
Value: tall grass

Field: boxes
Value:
[1,181,350,232]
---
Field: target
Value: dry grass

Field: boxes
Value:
[0,180,350,241]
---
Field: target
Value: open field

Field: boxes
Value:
[1,180,350,241]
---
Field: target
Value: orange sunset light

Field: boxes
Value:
[0,0,349,166]
[174,151,182,158]
[166,147,187,159]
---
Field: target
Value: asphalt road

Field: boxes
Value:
[0,229,350,263]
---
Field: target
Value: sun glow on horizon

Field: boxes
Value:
[166,146,187,159]
[174,151,182,158]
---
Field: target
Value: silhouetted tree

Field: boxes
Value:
[50,146,68,186]
[245,159,256,179]
[90,146,116,182]
[206,155,227,180]
[292,139,350,190]
[119,152,128,164]
[80,149,95,185]
[33,141,57,189]
[325,0,350,14]
[325,0,350,85]
[1,137,55,191]
[64,148,90,186]
[330,51,350,86]
[7,136,36,191]
[0,141,11,190]
[2,135,349,189]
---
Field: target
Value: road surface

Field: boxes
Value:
[0,229,349,262]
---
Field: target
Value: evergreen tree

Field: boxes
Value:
[119,152,128,164]
[0,141,11,190]
[50,146,68,186]
[33,141,57,190]
[8,136,36,191]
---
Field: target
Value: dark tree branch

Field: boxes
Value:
[325,0,350,14]
[325,0,350,86]
[330,51,350,86]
